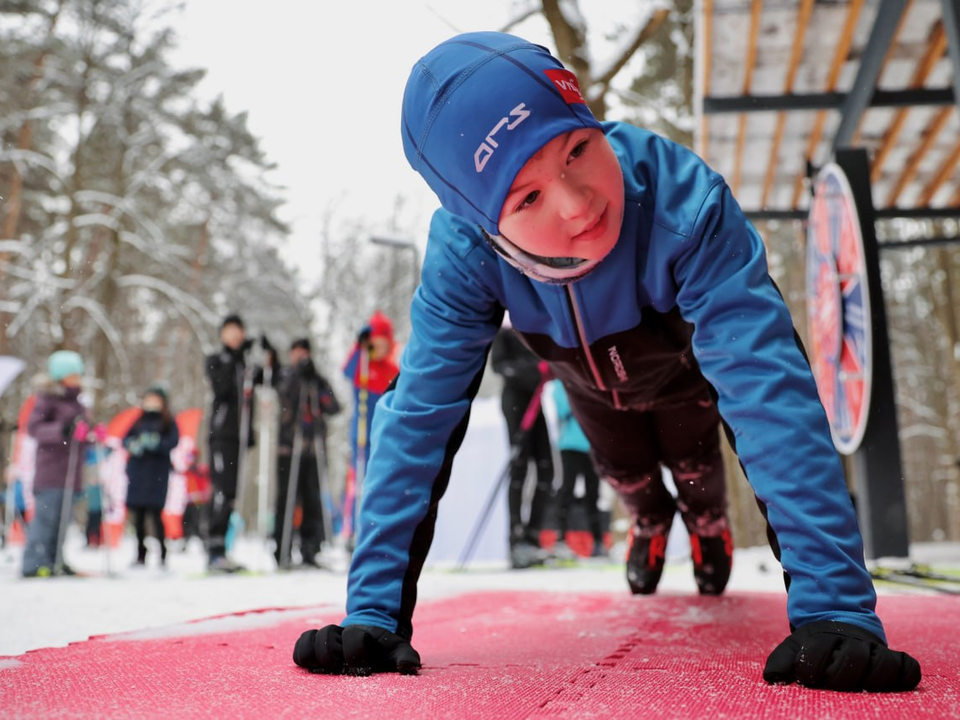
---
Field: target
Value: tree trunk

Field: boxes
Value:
[0,1,64,273]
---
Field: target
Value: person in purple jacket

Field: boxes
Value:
[22,350,90,577]
[292,32,920,692]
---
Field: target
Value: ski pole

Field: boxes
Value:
[53,424,83,575]
[90,437,113,578]
[345,346,369,547]
[2,421,16,548]
[256,371,273,545]
[226,362,255,553]
[279,390,305,570]
[456,379,547,571]
[308,385,333,549]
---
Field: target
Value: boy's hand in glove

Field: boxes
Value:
[763,621,921,692]
[293,624,421,676]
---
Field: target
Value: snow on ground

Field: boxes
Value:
[1,529,958,658]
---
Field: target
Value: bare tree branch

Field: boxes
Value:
[595,8,670,88]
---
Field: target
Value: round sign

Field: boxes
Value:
[806,163,872,454]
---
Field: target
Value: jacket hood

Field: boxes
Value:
[368,311,395,344]
[401,31,601,236]
[31,373,66,395]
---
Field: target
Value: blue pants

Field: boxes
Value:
[22,489,73,575]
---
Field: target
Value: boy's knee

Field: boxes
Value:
[603,472,657,495]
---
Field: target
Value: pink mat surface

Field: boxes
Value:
[1,591,956,719]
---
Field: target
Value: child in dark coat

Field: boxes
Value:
[124,387,179,567]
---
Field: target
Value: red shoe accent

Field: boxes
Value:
[722,527,734,558]
[690,534,702,566]
[648,534,667,568]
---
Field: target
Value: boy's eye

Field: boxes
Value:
[569,140,588,160]
[517,190,539,211]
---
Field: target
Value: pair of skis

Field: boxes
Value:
[456,378,547,571]
[870,564,960,595]
[277,382,333,569]
[342,347,369,552]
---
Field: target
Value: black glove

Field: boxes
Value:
[357,327,371,346]
[259,334,274,353]
[763,620,921,692]
[240,338,255,353]
[296,357,316,379]
[293,624,421,676]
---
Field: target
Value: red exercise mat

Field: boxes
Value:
[0,591,955,719]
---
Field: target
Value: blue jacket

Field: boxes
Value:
[344,122,882,641]
[552,381,590,454]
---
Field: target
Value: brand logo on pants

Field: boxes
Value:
[607,345,628,383]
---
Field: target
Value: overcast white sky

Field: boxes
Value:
[168,2,642,284]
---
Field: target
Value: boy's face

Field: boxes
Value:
[221,323,245,350]
[369,336,391,360]
[142,393,164,412]
[289,347,310,366]
[497,128,624,262]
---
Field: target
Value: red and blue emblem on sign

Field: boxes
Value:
[806,163,872,454]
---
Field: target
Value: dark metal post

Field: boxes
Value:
[832,0,909,151]
[835,148,910,559]
[940,0,960,114]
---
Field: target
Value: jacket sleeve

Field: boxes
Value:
[27,397,69,446]
[490,332,540,388]
[123,421,140,450]
[342,213,502,638]
[671,177,884,640]
[158,422,180,454]
[315,374,342,417]
[205,352,237,400]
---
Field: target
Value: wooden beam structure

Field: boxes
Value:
[731,0,763,197]
[790,0,865,208]
[870,21,948,183]
[760,0,814,208]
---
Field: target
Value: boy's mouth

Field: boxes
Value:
[573,206,607,243]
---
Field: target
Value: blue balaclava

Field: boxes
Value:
[402,32,604,283]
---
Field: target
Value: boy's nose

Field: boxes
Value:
[555,177,591,220]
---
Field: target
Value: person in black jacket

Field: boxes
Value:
[204,314,273,572]
[124,386,179,567]
[273,338,341,568]
[490,324,554,569]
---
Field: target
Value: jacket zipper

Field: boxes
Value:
[565,285,622,409]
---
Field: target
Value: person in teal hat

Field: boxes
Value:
[23,350,89,576]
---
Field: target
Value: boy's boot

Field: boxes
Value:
[690,527,733,595]
[625,525,669,594]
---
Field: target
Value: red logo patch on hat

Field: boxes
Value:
[544,69,586,104]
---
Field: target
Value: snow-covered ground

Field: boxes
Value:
[2,529,957,659]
